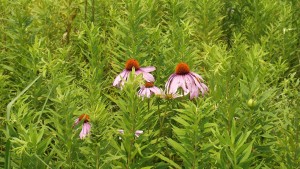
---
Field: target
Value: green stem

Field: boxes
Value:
[37,86,53,123]
[84,0,87,22]
[91,0,95,22]
[96,145,99,168]
[159,112,166,138]
[147,98,150,112]
[294,104,299,166]
[156,99,161,143]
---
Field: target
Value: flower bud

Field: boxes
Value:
[247,99,257,108]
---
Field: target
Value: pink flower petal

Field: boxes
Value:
[184,75,195,95]
[138,88,146,97]
[124,71,131,79]
[72,118,80,128]
[179,75,189,93]
[135,130,143,137]
[202,82,208,91]
[190,72,204,82]
[191,75,208,96]
[199,83,208,96]
[190,86,200,99]
[118,129,143,137]
[139,66,156,72]
[113,70,129,87]
[150,86,161,95]
[141,72,155,82]
[168,75,181,94]
[80,122,91,139]
[138,87,143,95]
[146,88,151,98]
[142,88,148,96]
[165,74,176,90]
[135,69,142,74]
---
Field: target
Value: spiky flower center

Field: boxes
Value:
[145,82,154,88]
[175,62,190,75]
[79,114,90,123]
[125,59,140,70]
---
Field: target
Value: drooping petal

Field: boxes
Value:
[202,83,209,91]
[135,130,143,137]
[191,74,208,96]
[184,74,195,95]
[189,74,203,99]
[142,88,148,97]
[190,85,200,99]
[119,71,131,88]
[150,86,161,95]
[123,71,131,81]
[187,74,199,99]
[139,87,146,97]
[135,70,155,82]
[190,72,204,82]
[80,122,91,139]
[73,118,80,126]
[168,75,181,94]
[138,88,142,95]
[138,88,152,99]
[145,88,151,98]
[139,66,156,72]
[199,83,209,96]
[179,75,189,94]
[165,74,176,90]
[138,86,146,94]
[113,70,127,87]
[141,72,155,82]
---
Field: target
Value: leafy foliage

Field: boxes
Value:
[1,0,299,168]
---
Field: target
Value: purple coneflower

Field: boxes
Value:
[138,82,161,98]
[73,114,91,139]
[113,59,156,88]
[118,129,144,137]
[165,62,208,99]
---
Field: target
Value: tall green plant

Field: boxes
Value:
[107,72,159,168]
[167,99,215,168]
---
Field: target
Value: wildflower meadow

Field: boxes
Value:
[1,0,300,168]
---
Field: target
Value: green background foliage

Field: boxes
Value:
[1,0,299,168]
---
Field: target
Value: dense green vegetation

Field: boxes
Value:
[1,0,300,168]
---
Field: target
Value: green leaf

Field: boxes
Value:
[239,141,253,164]
[4,139,11,169]
[236,131,252,150]
[173,116,190,126]
[167,138,186,155]
[155,154,182,169]
[141,167,153,169]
